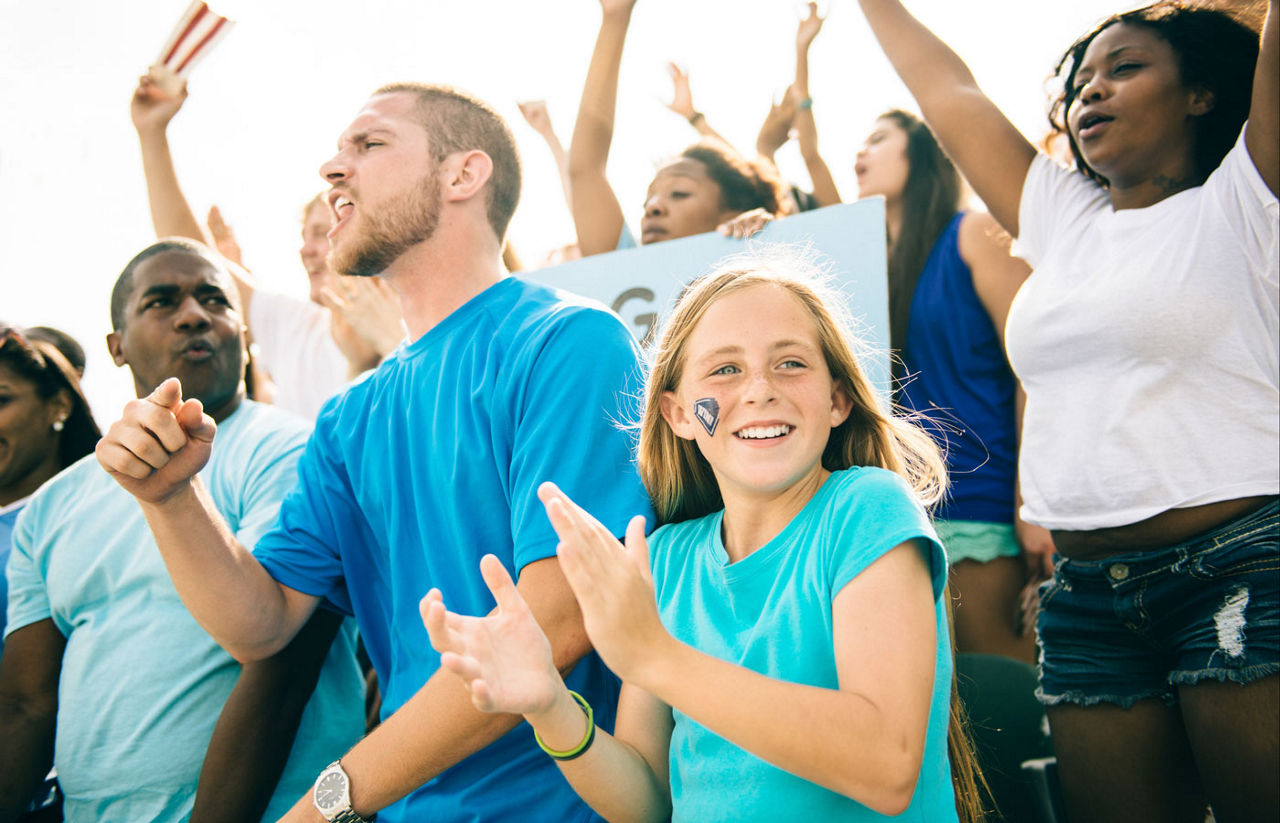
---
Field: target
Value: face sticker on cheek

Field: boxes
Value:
[694,397,719,437]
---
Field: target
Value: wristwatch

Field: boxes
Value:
[312,760,370,823]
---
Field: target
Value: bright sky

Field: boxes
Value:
[1,0,1123,420]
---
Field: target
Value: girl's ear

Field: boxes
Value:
[1188,85,1216,117]
[829,382,853,428]
[45,388,73,430]
[659,390,698,441]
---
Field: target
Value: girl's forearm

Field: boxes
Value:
[635,637,927,817]
[524,687,670,823]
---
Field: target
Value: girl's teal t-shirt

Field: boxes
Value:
[648,466,958,822]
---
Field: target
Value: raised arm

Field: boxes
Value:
[95,378,318,660]
[855,0,1036,233]
[792,2,842,207]
[132,70,256,309]
[518,100,576,213]
[665,64,731,146]
[1245,0,1278,194]
[191,609,345,823]
[568,0,638,257]
[0,620,64,820]
[132,69,205,242]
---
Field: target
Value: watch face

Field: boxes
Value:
[315,771,347,808]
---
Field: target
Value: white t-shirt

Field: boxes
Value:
[1007,128,1279,530]
[248,288,350,420]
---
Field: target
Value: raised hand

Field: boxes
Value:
[205,206,244,267]
[797,1,825,52]
[538,482,667,684]
[599,0,639,16]
[421,554,564,715]
[756,94,796,159]
[517,99,555,138]
[131,66,188,135]
[320,275,405,359]
[96,377,216,504]
[665,62,696,121]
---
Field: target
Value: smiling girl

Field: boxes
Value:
[852,0,1278,820]
[422,250,987,822]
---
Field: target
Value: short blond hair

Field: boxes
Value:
[374,82,521,241]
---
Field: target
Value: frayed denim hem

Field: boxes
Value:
[1035,685,1175,709]
[1170,662,1279,687]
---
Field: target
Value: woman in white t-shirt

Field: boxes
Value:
[852,1,1277,821]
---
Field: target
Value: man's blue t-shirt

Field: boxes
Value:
[649,467,957,822]
[254,276,654,822]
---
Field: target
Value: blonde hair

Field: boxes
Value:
[637,246,989,821]
[637,246,948,524]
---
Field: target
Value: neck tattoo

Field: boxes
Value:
[1151,173,1199,197]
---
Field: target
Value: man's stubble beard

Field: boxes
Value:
[330,167,442,278]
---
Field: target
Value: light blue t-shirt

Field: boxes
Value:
[253,276,654,823]
[649,467,957,822]
[4,400,365,823]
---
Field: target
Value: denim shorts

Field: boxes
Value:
[1036,500,1279,708]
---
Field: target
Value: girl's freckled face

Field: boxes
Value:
[666,283,851,501]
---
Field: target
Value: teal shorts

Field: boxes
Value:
[935,519,1020,565]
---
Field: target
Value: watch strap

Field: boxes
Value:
[331,811,369,823]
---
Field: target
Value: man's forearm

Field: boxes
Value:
[140,477,309,660]
[277,668,524,821]
[0,703,55,821]
[192,610,345,823]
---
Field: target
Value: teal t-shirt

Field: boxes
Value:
[648,467,957,822]
[5,400,365,823]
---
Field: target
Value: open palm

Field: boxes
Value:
[421,555,563,715]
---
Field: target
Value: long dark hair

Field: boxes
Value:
[1049,1,1261,187]
[879,111,963,382]
[0,326,100,470]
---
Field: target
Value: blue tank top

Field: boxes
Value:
[899,213,1018,523]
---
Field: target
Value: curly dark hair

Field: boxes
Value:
[679,140,787,217]
[1049,1,1260,186]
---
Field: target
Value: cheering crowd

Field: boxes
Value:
[1,0,1276,821]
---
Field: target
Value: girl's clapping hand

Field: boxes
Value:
[421,555,563,715]
[538,482,669,685]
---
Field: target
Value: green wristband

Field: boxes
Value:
[534,690,596,761]
[687,111,705,126]
[797,97,813,111]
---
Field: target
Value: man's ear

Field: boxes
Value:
[659,391,698,441]
[1189,85,1216,117]
[106,331,126,367]
[442,150,494,203]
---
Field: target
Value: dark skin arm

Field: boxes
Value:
[0,620,65,822]
[190,609,347,823]
[1245,0,1277,195]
